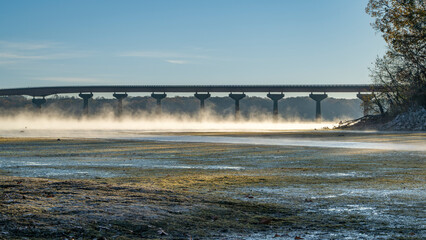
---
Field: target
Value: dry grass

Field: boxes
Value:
[0,135,425,239]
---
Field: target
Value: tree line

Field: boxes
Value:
[0,95,362,121]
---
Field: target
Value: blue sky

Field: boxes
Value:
[0,0,386,89]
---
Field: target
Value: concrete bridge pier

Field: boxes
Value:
[229,93,246,120]
[357,93,374,116]
[79,93,93,116]
[32,97,46,111]
[151,93,167,114]
[113,93,128,117]
[309,93,328,121]
[267,93,284,120]
[194,92,211,111]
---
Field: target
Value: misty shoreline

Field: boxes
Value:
[1,128,425,152]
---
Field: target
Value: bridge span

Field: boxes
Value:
[0,84,380,120]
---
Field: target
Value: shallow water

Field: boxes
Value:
[127,135,426,151]
[2,129,425,151]
[0,130,425,239]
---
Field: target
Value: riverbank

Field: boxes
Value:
[337,108,426,131]
[0,133,425,239]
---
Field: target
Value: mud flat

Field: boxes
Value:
[0,131,425,239]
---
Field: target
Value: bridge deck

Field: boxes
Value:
[0,85,379,97]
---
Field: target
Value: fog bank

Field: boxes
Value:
[0,113,336,132]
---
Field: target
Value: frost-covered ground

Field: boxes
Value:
[0,131,425,239]
[381,108,426,131]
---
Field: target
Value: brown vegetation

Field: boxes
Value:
[0,135,425,239]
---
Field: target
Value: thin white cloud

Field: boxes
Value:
[119,50,208,59]
[0,40,90,63]
[37,77,104,83]
[0,41,59,50]
[0,52,90,60]
[44,52,91,59]
[0,53,48,60]
[165,59,188,64]
[0,60,16,65]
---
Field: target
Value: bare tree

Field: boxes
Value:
[366,0,426,113]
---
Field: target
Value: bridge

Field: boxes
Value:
[0,84,380,120]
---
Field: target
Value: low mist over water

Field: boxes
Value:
[0,95,363,121]
[0,113,336,132]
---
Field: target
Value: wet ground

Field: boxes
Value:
[0,131,425,239]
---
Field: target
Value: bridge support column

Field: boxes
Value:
[194,92,211,111]
[151,93,167,114]
[79,93,93,116]
[32,97,46,112]
[267,93,284,121]
[357,93,374,116]
[309,93,327,121]
[113,93,128,117]
[229,93,246,120]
